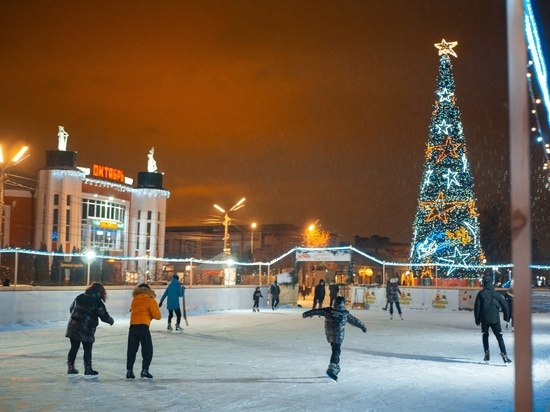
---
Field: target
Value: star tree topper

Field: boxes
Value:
[435,39,458,58]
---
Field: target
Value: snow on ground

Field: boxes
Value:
[1,302,549,412]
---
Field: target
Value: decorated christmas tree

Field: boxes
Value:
[409,40,485,281]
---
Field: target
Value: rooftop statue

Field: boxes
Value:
[147,147,158,173]
[57,126,69,151]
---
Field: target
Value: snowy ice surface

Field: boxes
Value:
[0,304,549,412]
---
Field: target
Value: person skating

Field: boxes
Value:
[387,278,403,320]
[302,296,367,381]
[474,274,512,364]
[312,279,326,310]
[65,282,114,379]
[269,279,280,310]
[252,286,263,312]
[126,283,162,379]
[159,274,184,332]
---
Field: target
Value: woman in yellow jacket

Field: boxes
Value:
[126,283,161,379]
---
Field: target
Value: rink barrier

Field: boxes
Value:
[0,284,479,326]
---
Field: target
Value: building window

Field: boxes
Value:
[53,194,59,206]
[147,211,152,220]
[66,210,70,242]
[67,195,71,206]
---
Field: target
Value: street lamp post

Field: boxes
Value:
[86,250,96,286]
[250,222,257,256]
[0,145,29,247]
[213,198,245,255]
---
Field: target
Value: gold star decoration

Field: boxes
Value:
[420,191,466,224]
[435,39,458,58]
[427,136,462,164]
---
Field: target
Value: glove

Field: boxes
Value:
[505,322,509,329]
[302,312,308,318]
[109,318,114,326]
[159,302,163,308]
[362,327,367,333]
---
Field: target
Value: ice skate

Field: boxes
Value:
[140,369,153,379]
[167,323,173,331]
[390,315,393,320]
[84,364,99,380]
[501,353,512,365]
[483,350,490,363]
[326,363,339,382]
[400,314,403,320]
[126,370,135,379]
[67,362,79,378]
[175,324,184,332]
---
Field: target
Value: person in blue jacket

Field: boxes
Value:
[159,274,184,332]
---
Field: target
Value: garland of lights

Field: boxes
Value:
[525,0,550,187]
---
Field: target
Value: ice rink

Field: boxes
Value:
[1,302,549,412]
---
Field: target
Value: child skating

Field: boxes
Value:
[252,286,263,312]
[302,296,367,381]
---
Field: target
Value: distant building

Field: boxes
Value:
[1,140,169,283]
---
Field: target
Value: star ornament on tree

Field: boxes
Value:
[427,136,462,164]
[435,39,458,58]
[420,191,466,224]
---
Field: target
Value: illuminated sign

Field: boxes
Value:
[92,164,125,183]
[92,220,124,230]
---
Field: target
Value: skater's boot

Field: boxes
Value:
[483,350,490,362]
[400,314,403,320]
[84,363,99,379]
[167,323,173,331]
[501,353,512,365]
[126,369,135,379]
[67,362,79,378]
[333,363,341,375]
[326,363,338,381]
[140,369,153,379]
[175,324,183,332]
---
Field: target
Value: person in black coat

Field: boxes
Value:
[312,279,326,310]
[269,280,281,310]
[474,275,512,364]
[328,282,339,308]
[65,282,114,379]
[252,286,263,312]
[302,296,367,381]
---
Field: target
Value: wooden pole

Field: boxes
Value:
[506,1,533,410]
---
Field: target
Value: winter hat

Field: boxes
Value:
[334,296,346,309]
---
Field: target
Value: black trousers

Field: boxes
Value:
[482,322,507,354]
[168,308,182,325]
[68,338,93,365]
[272,296,279,309]
[253,298,260,309]
[127,324,153,370]
[330,342,341,365]
[312,296,324,310]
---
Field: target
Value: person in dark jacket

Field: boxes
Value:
[65,282,114,379]
[312,279,326,310]
[269,280,280,310]
[159,274,184,332]
[387,278,403,320]
[302,296,367,381]
[252,286,263,312]
[504,283,514,332]
[474,274,512,364]
[328,281,339,308]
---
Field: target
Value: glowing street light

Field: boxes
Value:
[250,222,257,255]
[213,197,245,255]
[85,250,96,286]
[0,145,29,247]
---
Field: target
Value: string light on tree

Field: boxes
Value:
[409,40,485,279]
